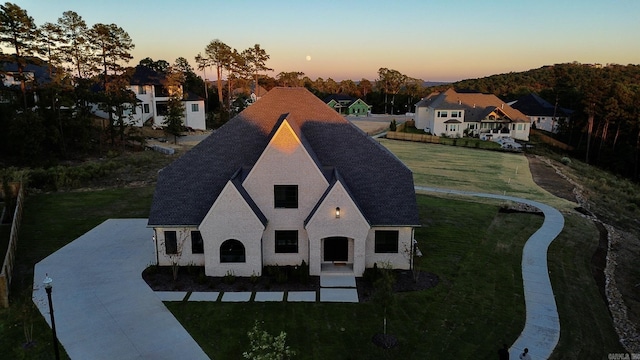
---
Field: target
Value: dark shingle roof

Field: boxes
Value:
[510,93,572,118]
[130,65,164,85]
[148,87,419,227]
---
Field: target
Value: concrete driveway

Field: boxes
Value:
[32,219,208,360]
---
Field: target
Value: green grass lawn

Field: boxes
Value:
[378,138,576,212]
[0,140,626,359]
[168,195,540,359]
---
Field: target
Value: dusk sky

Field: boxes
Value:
[14,0,640,82]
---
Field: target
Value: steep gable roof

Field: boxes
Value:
[148,87,419,227]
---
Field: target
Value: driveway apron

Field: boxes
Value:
[33,218,209,360]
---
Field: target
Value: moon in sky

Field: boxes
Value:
[306,55,311,61]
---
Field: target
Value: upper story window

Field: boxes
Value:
[437,111,448,118]
[191,103,199,112]
[274,185,298,208]
[137,85,146,95]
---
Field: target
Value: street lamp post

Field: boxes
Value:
[43,274,60,360]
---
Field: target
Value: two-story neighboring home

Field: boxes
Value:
[415,88,530,141]
[148,87,420,277]
[1,58,51,106]
[325,94,371,116]
[127,65,206,130]
[509,93,572,134]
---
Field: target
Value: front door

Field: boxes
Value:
[324,237,348,262]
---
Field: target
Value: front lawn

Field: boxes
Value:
[167,195,541,359]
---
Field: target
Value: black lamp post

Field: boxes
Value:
[43,274,60,360]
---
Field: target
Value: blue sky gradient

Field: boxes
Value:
[15,0,640,81]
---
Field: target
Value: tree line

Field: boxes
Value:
[12,2,638,185]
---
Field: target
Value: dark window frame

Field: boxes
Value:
[274,185,298,208]
[164,231,178,254]
[374,230,399,253]
[220,239,246,263]
[275,230,298,253]
[191,231,204,254]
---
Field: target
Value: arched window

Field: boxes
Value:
[220,239,245,263]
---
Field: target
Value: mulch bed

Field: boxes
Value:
[142,266,439,302]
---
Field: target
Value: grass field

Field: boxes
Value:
[378,138,576,212]
[0,138,628,359]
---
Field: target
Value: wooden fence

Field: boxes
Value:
[386,131,441,144]
[530,129,574,151]
[0,183,24,308]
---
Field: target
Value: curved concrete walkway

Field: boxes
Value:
[31,190,563,360]
[416,186,564,360]
[32,219,209,360]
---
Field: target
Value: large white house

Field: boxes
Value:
[147,87,420,277]
[92,65,206,130]
[415,88,531,141]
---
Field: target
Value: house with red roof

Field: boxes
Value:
[148,87,419,277]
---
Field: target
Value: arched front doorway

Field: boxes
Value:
[323,236,348,262]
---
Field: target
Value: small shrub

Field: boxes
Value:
[197,269,207,284]
[389,119,397,132]
[276,269,288,284]
[223,270,236,284]
[561,157,571,165]
[299,260,309,284]
[250,271,260,284]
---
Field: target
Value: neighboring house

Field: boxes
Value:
[509,93,572,133]
[1,58,51,105]
[119,65,206,130]
[148,87,420,277]
[325,94,371,116]
[415,88,530,141]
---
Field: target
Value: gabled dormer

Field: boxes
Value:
[241,114,330,226]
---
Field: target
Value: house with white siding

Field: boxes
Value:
[148,87,420,277]
[92,65,206,130]
[415,88,530,141]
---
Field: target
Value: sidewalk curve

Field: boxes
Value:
[415,186,564,360]
[32,219,209,360]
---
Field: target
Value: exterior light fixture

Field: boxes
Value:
[335,207,340,218]
[43,274,60,360]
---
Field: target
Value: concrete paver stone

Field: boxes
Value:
[189,292,220,301]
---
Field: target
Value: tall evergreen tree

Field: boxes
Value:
[57,11,92,79]
[242,44,272,93]
[204,39,232,106]
[0,2,39,108]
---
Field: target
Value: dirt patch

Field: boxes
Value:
[526,154,576,202]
